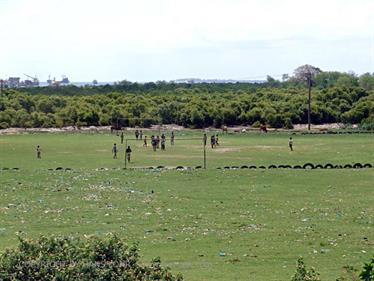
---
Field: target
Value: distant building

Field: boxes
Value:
[7,77,20,88]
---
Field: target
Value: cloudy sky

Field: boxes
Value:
[0,0,373,82]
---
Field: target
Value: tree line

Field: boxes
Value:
[0,71,373,130]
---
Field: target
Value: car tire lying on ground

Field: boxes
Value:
[363,163,373,168]
[353,163,363,169]
[195,165,202,169]
[303,163,315,169]
[56,167,63,171]
[268,165,277,169]
[249,165,257,169]
[344,164,353,169]
[241,165,249,169]
[293,165,302,169]
[324,164,334,169]
[176,166,184,170]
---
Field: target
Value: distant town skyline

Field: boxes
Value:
[0,0,373,82]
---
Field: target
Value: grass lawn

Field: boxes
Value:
[0,131,373,280]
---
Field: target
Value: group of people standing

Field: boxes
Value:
[146,131,174,151]
[203,133,219,148]
[112,143,132,162]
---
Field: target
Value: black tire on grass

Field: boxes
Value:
[224,166,231,169]
[231,166,240,169]
[343,164,353,169]
[249,165,257,169]
[315,164,323,169]
[303,163,315,169]
[176,166,184,170]
[293,165,302,169]
[241,165,249,169]
[353,163,363,169]
[195,166,202,169]
[363,163,373,168]
[334,165,343,169]
[268,165,277,169]
[56,167,63,171]
[258,166,266,169]
[324,164,334,169]
[156,166,165,169]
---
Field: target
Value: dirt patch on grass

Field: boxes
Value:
[214,147,241,153]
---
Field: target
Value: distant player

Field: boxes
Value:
[36,145,41,159]
[289,137,293,151]
[170,130,175,145]
[151,135,157,151]
[156,136,160,149]
[143,135,148,147]
[126,145,132,162]
[211,135,216,148]
[215,134,219,146]
[135,130,139,140]
[112,143,118,159]
[161,138,166,150]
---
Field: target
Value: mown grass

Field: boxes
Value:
[0,131,373,280]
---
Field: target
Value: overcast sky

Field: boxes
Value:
[0,0,373,82]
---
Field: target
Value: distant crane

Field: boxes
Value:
[23,74,39,86]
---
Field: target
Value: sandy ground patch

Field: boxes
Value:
[213,147,241,153]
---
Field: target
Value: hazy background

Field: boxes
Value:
[0,0,373,82]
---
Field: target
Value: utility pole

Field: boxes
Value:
[124,139,128,169]
[0,79,3,96]
[307,73,312,131]
[203,134,207,169]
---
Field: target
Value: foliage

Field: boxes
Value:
[291,258,320,281]
[0,234,183,281]
[0,84,373,129]
[360,257,374,281]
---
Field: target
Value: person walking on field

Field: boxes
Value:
[120,132,124,144]
[126,146,132,162]
[112,143,118,159]
[215,134,219,146]
[135,130,139,140]
[161,138,166,150]
[170,130,175,145]
[139,130,143,140]
[211,135,216,148]
[143,135,148,147]
[36,145,41,159]
[151,136,157,151]
[289,137,293,151]
[156,136,160,149]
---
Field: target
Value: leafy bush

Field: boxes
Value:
[360,257,374,281]
[291,258,320,281]
[0,235,183,281]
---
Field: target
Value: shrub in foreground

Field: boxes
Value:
[0,234,183,281]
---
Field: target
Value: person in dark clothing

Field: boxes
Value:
[36,145,41,159]
[143,136,148,147]
[126,146,132,162]
[170,130,175,145]
[120,132,124,144]
[135,130,139,140]
[112,143,118,159]
[211,135,216,148]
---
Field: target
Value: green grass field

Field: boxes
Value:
[0,131,373,280]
